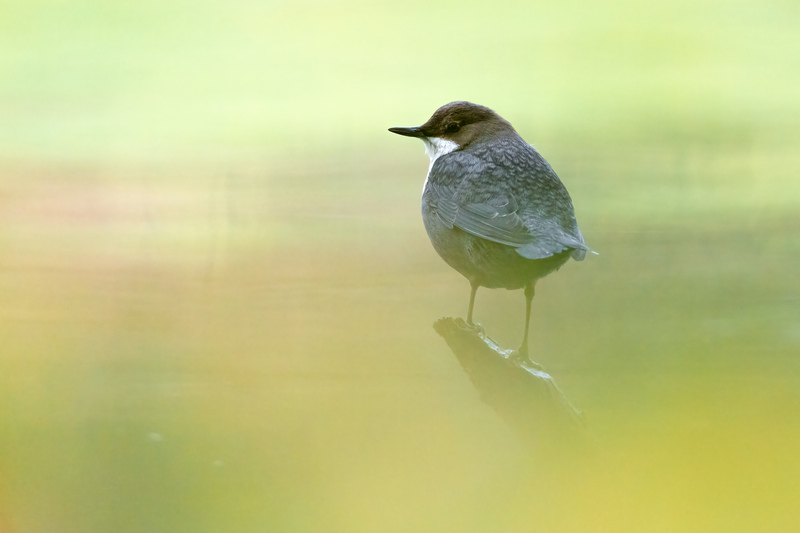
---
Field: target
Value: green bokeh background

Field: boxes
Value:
[2,1,799,531]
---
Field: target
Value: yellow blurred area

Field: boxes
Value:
[2,0,800,531]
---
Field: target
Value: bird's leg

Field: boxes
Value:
[516,282,536,362]
[467,281,479,325]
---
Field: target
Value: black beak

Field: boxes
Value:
[388,126,425,138]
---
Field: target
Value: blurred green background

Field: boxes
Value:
[2,0,799,531]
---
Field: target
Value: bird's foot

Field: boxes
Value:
[464,320,485,337]
[509,348,543,370]
[450,317,486,338]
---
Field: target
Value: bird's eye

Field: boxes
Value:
[445,123,460,133]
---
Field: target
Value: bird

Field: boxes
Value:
[389,101,591,360]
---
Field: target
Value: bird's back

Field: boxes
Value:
[421,133,587,289]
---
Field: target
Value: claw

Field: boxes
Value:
[510,348,542,370]
[470,322,485,335]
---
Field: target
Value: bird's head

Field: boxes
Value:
[389,101,515,160]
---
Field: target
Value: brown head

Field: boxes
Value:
[389,101,517,152]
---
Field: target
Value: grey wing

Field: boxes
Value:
[427,151,591,261]
[430,181,580,260]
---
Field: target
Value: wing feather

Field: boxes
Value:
[427,159,589,260]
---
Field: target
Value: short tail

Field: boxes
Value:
[570,227,597,261]
[570,245,598,261]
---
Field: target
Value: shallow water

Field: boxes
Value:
[2,0,800,529]
[2,145,798,531]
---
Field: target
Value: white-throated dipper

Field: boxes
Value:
[389,101,591,360]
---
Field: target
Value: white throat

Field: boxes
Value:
[421,137,459,189]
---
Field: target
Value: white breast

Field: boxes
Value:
[421,137,459,190]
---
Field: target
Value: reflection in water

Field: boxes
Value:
[1,151,798,532]
[3,0,799,528]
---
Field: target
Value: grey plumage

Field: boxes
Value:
[390,101,591,358]
[426,138,588,263]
